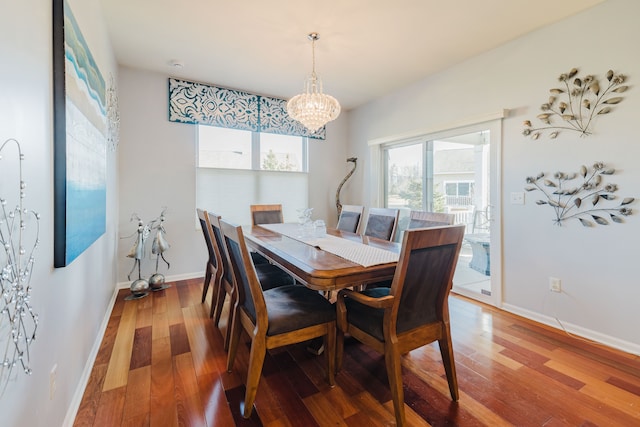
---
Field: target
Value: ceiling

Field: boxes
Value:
[99,0,606,110]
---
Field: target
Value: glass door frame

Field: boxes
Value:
[368,112,505,307]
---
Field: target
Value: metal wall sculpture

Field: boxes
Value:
[335,157,357,215]
[0,139,40,395]
[523,68,628,140]
[524,162,634,226]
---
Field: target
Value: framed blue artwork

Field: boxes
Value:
[53,0,107,267]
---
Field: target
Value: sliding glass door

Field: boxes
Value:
[381,122,501,306]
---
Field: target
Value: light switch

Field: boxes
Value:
[510,192,525,205]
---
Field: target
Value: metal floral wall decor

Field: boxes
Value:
[524,162,634,227]
[0,139,40,395]
[523,68,628,139]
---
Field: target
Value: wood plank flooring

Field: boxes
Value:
[73,278,640,426]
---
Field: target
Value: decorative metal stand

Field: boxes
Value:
[123,209,171,299]
[336,157,357,216]
[125,214,150,300]
[148,209,170,291]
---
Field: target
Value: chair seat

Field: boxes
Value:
[264,285,336,336]
[256,263,294,290]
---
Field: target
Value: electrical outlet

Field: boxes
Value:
[549,277,561,293]
[50,364,57,400]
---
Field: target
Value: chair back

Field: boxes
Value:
[389,225,465,334]
[207,212,233,291]
[336,205,364,233]
[363,207,400,241]
[197,208,217,270]
[250,204,283,226]
[408,211,455,229]
[220,219,267,327]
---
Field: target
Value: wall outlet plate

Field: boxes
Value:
[549,277,561,292]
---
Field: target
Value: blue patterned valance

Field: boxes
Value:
[168,78,325,139]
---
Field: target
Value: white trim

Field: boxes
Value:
[368,110,509,146]
[502,303,640,357]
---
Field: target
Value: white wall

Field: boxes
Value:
[0,0,118,426]
[348,0,640,352]
[116,67,350,283]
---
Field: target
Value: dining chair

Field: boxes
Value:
[250,203,283,226]
[207,211,295,349]
[221,219,336,418]
[196,208,221,312]
[249,204,284,264]
[363,207,400,241]
[336,224,465,427]
[336,204,364,233]
[408,210,455,228]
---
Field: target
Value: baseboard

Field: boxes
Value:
[501,303,640,357]
[62,285,120,427]
[116,271,203,289]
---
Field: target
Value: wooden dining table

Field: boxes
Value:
[243,223,400,291]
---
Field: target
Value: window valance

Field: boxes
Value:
[168,78,325,140]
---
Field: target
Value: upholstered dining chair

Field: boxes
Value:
[250,204,283,226]
[336,225,465,427]
[336,204,364,233]
[408,210,455,229]
[221,219,336,419]
[249,204,284,264]
[363,207,400,241]
[207,211,294,349]
[196,208,221,314]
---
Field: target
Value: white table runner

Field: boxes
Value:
[260,223,399,267]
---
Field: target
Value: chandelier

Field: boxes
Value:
[287,33,341,133]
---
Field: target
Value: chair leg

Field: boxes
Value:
[242,337,266,419]
[324,323,336,386]
[209,274,221,319]
[212,280,226,324]
[201,266,212,303]
[226,303,242,372]
[223,290,235,351]
[335,296,348,371]
[384,344,406,427]
[438,331,459,401]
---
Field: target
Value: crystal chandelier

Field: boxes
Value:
[287,33,341,133]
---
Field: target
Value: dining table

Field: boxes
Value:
[242,223,401,292]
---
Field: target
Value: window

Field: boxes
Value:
[384,143,424,210]
[196,125,309,224]
[444,181,474,197]
[197,125,307,172]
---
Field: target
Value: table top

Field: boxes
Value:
[243,224,400,291]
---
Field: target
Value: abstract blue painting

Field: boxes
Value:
[53,0,106,267]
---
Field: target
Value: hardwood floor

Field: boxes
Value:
[73,278,640,426]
